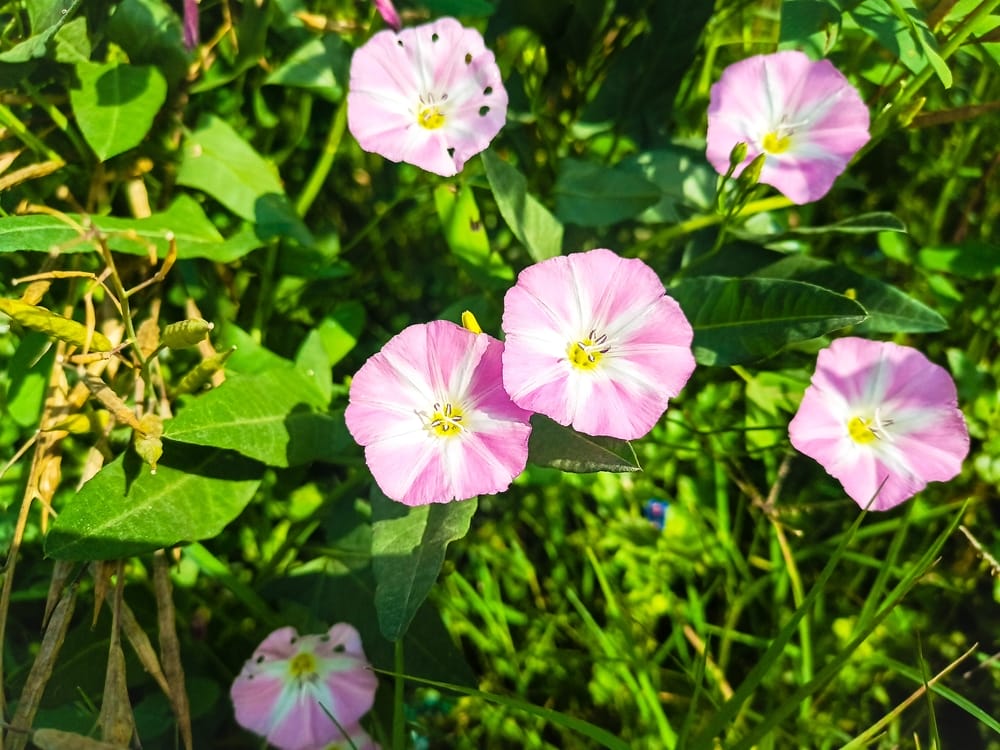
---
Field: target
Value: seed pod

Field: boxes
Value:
[173,345,236,396]
[0,298,113,351]
[160,318,214,349]
[134,413,164,473]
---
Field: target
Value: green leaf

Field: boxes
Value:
[213,323,297,374]
[554,158,660,227]
[316,303,366,367]
[70,61,168,161]
[669,276,868,366]
[779,0,843,56]
[295,329,335,403]
[619,146,717,223]
[527,415,640,473]
[53,16,90,64]
[579,0,714,146]
[177,114,313,246]
[784,211,907,235]
[5,333,56,428]
[917,241,1000,279]
[264,35,350,101]
[105,0,189,87]
[851,0,951,85]
[481,149,562,262]
[753,255,947,333]
[422,0,497,15]
[0,196,251,261]
[379,671,631,750]
[371,491,478,641]
[434,184,513,289]
[45,445,262,560]
[0,0,82,62]
[164,369,340,467]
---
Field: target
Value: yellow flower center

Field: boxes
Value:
[429,402,464,437]
[847,408,896,445]
[762,131,791,154]
[418,105,445,130]
[567,331,608,371]
[288,652,318,679]
[847,416,878,444]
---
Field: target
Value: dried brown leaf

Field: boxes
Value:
[6,585,78,750]
[42,561,77,628]
[118,599,172,699]
[96,565,137,746]
[31,728,130,750]
[154,551,193,750]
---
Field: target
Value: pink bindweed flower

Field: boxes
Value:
[230,624,378,750]
[345,320,532,505]
[788,337,970,510]
[706,50,870,204]
[372,0,401,31]
[347,17,508,176]
[501,248,696,441]
[183,0,199,50]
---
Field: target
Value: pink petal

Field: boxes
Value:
[502,249,695,440]
[231,625,379,750]
[372,0,401,30]
[348,18,508,176]
[347,321,532,505]
[789,337,969,510]
[706,50,870,204]
[230,671,287,738]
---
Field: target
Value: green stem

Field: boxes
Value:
[870,0,1000,141]
[19,80,90,160]
[341,189,417,254]
[296,100,348,218]
[95,240,151,388]
[0,102,64,163]
[250,241,279,344]
[635,195,793,254]
[772,521,813,718]
[393,639,406,750]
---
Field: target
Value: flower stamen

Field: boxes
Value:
[287,652,318,680]
[847,408,894,445]
[567,330,609,371]
[418,104,445,130]
[428,401,464,437]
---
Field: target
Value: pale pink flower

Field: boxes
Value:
[345,320,532,505]
[347,17,508,176]
[788,337,969,510]
[372,0,401,31]
[706,50,870,204]
[501,249,696,441]
[230,624,378,750]
[321,725,380,750]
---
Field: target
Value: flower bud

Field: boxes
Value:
[728,141,748,168]
[161,318,214,349]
